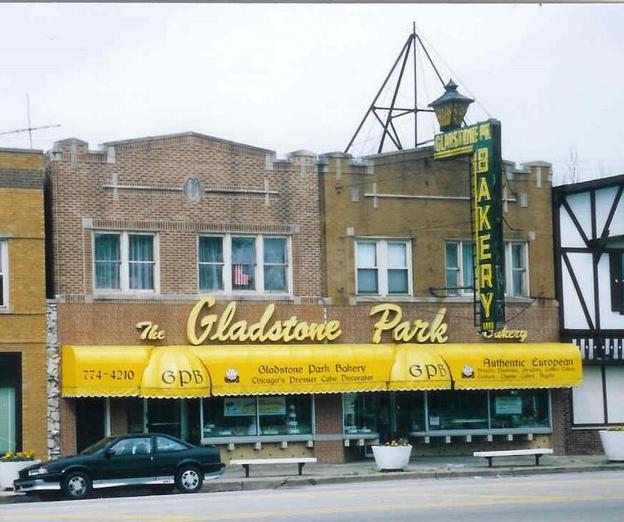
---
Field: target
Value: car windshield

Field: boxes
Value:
[80,436,119,455]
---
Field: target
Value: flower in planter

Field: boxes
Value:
[384,438,411,447]
[0,451,36,462]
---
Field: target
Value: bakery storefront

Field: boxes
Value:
[60,298,582,462]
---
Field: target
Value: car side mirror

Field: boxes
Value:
[104,449,114,459]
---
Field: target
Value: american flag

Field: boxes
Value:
[233,264,250,286]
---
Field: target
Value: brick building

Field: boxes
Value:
[0,148,47,459]
[45,131,581,465]
[315,146,581,457]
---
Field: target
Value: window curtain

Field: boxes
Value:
[263,238,286,291]
[199,237,223,290]
[129,235,154,290]
[462,242,474,289]
[387,243,408,294]
[356,243,378,293]
[94,234,120,289]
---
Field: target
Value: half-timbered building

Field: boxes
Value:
[553,174,624,452]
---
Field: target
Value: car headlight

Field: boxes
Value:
[28,467,48,477]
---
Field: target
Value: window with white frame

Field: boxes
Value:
[0,241,7,308]
[507,242,528,296]
[445,241,474,296]
[94,232,157,292]
[198,235,289,294]
[355,240,411,296]
[444,241,529,297]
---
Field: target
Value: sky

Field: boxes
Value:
[0,3,623,184]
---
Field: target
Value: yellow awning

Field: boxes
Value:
[140,346,212,398]
[436,343,583,390]
[388,345,452,390]
[191,344,395,396]
[61,345,152,397]
[61,342,582,398]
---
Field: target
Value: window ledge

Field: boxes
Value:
[353,295,536,305]
[91,292,295,303]
[571,425,624,431]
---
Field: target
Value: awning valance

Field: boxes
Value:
[437,343,583,390]
[61,342,582,398]
[61,345,151,398]
[194,344,394,396]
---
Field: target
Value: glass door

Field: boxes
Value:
[147,399,181,438]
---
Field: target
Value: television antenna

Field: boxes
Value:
[0,94,60,149]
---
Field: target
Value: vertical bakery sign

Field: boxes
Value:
[434,119,505,334]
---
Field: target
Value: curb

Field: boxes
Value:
[203,463,624,492]
[3,464,624,503]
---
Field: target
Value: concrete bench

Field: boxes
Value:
[473,448,554,467]
[230,457,318,478]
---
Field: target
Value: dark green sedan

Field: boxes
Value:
[14,433,224,499]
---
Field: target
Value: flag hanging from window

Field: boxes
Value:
[233,264,250,286]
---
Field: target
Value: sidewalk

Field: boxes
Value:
[2,455,623,502]
[205,454,624,492]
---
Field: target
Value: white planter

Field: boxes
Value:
[372,445,412,471]
[0,460,40,490]
[599,430,624,461]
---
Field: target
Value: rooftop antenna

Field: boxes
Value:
[0,94,61,149]
[344,23,449,155]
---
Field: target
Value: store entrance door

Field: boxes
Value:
[76,398,105,452]
[146,399,182,439]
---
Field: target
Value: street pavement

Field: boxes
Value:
[1,471,624,521]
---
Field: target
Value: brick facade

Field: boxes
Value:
[46,132,572,463]
[0,148,47,460]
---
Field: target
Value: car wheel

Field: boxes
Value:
[61,471,92,500]
[175,465,203,493]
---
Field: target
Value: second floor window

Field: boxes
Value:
[445,240,529,297]
[507,242,528,297]
[355,240,411,296]
[198,235,289,294]
[445,241,474,296]
[0,241,6,308]
[94,232,156,292]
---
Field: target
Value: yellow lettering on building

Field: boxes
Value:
[369,304,448,344]
[477,205,491,231]
[477,176,491,202]
[479,263,493,289]
[478,234,491,260]
[186,297,342,345]
[480,292,493,317]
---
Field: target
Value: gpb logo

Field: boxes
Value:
[161,370,204,387]
[408,364,448,379]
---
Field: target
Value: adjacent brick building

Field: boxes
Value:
[0,148,47,460]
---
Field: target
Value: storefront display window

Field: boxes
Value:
[395,392,426,434]
[489,390,549,429]
[202,395,312,439]
[344,390,551,439]
[428,390,489,431]
[343,392,390,440]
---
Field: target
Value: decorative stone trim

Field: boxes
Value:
[86,219,298,235]
[46,300,61,460]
